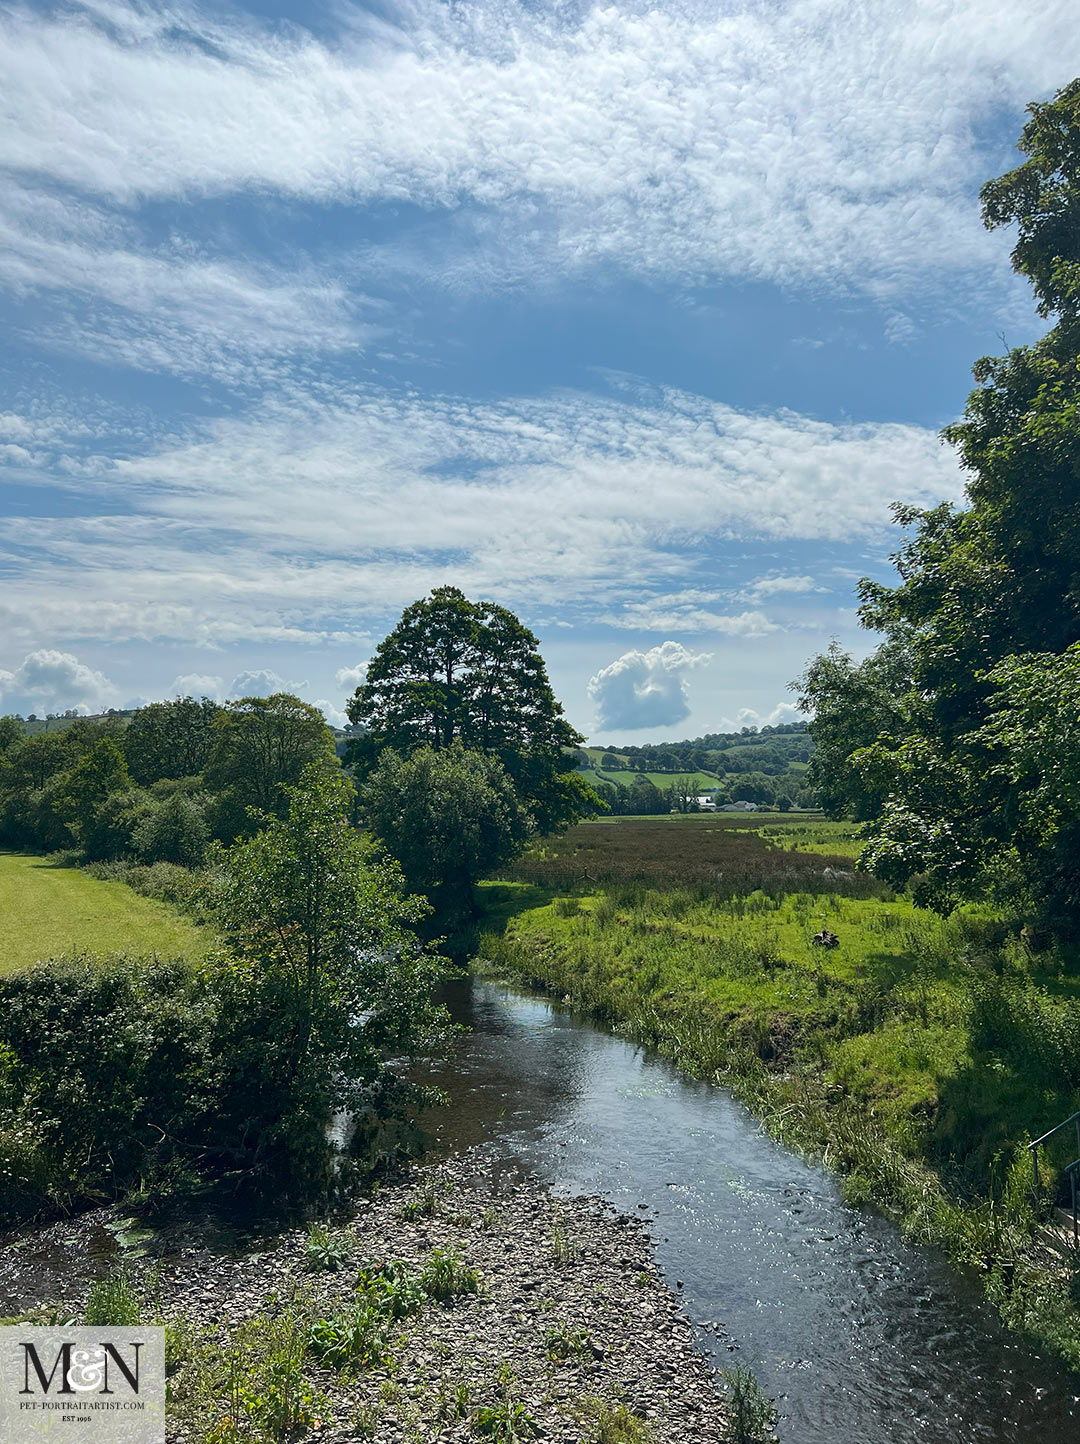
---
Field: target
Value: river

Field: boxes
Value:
[421,973,1080,1444]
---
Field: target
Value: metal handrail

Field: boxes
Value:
[1030,1114,1080,1243]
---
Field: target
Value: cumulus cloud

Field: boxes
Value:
[228,669,292,699]
[314,698,348,728]
[588,641,711,731]
[335,663,367,691]
[0,649,119,715]
[0,0,1073,301]
[169,673,224,700]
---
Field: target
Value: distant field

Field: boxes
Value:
[496,814,875,895]
[0,852,214,973]
[586,768,721,792]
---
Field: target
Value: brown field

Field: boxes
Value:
[498,816,883,898]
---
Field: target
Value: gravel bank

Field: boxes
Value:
[1,1153,738,1442]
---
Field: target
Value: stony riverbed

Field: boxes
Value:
[0,1153,739,1443]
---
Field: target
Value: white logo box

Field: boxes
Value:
[0,1328,164,1444]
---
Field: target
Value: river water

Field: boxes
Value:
[421,973,1080,1444]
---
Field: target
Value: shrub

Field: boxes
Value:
[717,1365,776,1443]
[304,1223,349,1272]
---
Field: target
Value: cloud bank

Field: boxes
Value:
[0,0,1076,305]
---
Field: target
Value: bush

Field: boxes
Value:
[132,792,210,867]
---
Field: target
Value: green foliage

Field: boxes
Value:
[205,693,338,838]
[0,770,451,1223]
[347,586,589,835]
[550,1218,581,1266]
[717,1366,776,1443]
[575,1398,654,1444]
[124,697,221,786]
[356,1259,425,1318]
[544,1322,590,1360]
[170,1309,320,1443]
[793,81,1080,937]
[794,641,912,821]
[303,1222,350,1272]
[83,1268,141,1327]
[132,790,211,867]
[363,743,533,922]
[470,1399,540,1441]
[307,1302,392,1370]
[417,1247,481,1302]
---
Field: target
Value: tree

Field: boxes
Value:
[798,79,1080,935]
[794,641,913,820]
[206,694,337,836]
[125,696,221,784]
[362,744,532,923]
[348,587,590,833]
[58,737,134,859]
[0,717,20,755]
[133,792,211,867]
[211,765,449,1167]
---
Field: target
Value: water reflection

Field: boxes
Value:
[421,974,1080,1444]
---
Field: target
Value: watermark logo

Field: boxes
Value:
[0,1328,164,1443]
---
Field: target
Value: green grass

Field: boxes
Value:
[0,852,213,972]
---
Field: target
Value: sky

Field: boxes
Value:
[0,0,1076,742]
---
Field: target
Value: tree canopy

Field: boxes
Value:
[798,78,1080,936]
[348,586,591,834]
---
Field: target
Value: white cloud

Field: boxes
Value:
[0,649,119,715]
[228,668,293,698]
[608,593,779,634]
[738,701,803,729]
[335,663,367,690]
[744,575,819,599]
[0,180,369,383]
[0,381,963,650]
[314,698,348,728]
[0,0,1075,301]
[588,641,711,731]
[169,673,224,700]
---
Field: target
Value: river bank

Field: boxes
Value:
[480,894,1080,1378]
[0,1154,744,1444]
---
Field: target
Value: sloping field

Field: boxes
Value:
[0,852,213,973]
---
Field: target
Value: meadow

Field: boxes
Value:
[481,815,1080,1370]
[0,851,214,972]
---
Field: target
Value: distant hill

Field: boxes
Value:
[572,721,815,811]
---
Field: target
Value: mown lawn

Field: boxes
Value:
[0,852,214,972]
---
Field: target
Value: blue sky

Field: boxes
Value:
[0,0,1076,741]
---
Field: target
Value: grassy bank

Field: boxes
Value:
[480,817,1080,1371]
[0,851,214,972]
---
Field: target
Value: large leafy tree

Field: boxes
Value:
[210,765,450,1168]
[348,587,591,834]
[799,79,1080,934]
[362,744,532,923]
[124,696,222,784]
[205,693,338,836]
